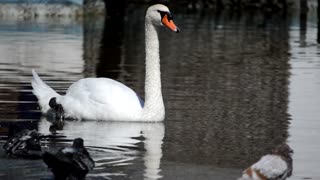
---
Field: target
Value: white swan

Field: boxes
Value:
[31,4,179,122]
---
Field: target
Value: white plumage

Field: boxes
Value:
[239,155,288,180]
[238,144,293,180]
[31,70,59,113]
[31,4,179,122]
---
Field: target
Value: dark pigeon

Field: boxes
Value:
[43,138,95,180]
[3,129,42,159]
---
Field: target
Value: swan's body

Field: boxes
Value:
[31,4,179,121]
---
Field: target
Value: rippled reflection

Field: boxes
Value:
[39,118,165,180]
[160,13,290,169]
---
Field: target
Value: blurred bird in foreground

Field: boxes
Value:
[43,138,95,180]
[238,144,293,180]
[3,129,42,158]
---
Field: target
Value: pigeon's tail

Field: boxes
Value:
[42,152,59,168]
[237,169,253,180]
[42,152,71,179]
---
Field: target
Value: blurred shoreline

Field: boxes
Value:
[0,2,105,18]
[0,0,317,18]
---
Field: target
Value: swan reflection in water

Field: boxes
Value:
[38,117,165,180]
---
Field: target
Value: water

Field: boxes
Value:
[0,5,319,180]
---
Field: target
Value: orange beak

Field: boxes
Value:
[161,14,180,33]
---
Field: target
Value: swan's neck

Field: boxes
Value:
[142,22,165,121]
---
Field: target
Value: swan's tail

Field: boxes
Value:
[31,69,60,113]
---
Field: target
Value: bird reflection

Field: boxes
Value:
[38,118,165,180]
[97,1,126,79]
[45,108,64,134]
[48,122,64,134]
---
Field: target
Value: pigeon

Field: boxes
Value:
[238,144,293,180]
[43,138,95,180]
[3,129,42,158]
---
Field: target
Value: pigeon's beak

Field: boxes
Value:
[289,148,294,154]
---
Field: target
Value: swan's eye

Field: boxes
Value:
[157,10,165,18]
[166,13,173,21]
[157,10,173,21]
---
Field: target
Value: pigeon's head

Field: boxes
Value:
[73,138,84,149]
[272,143,293,158]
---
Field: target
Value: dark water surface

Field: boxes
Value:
[0,6,319,180]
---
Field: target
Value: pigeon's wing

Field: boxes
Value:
[72,150,95,171]
[252,154,288,179]
[54,147,76,163]
[3,130,28,153]
[82,149,95,170]
[42,152,72,169]
[3,136,19,153]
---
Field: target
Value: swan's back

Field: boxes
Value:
[60,78,143,121]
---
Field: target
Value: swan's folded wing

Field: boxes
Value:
[31,70,60,112]
[64,78,143,120]
[251,154,288,179]
[80,78,141,108]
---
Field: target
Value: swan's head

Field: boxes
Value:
[146,4,179,33]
